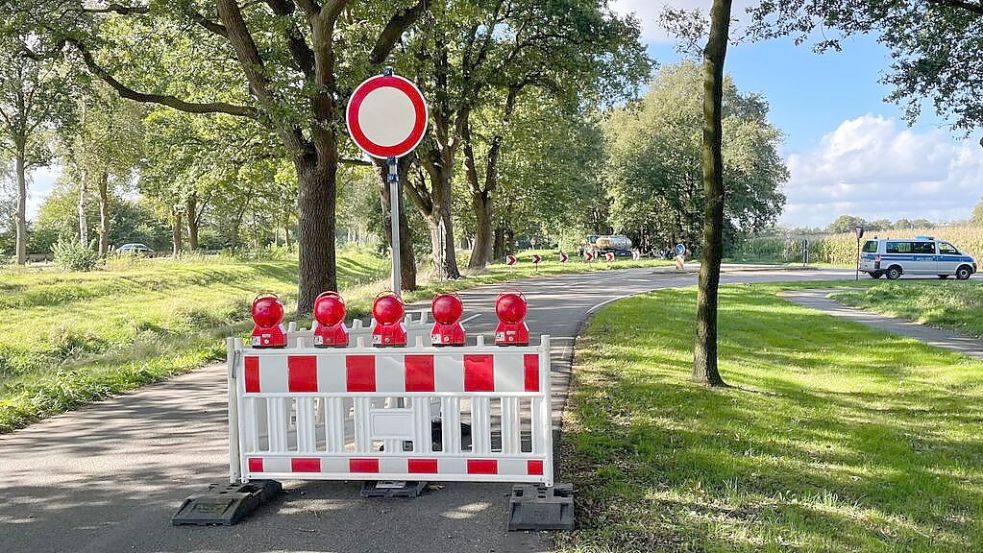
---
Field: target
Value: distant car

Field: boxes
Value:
[115,243,155,257]
[860,236,977,280]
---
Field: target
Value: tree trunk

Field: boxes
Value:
[97,171,110,255]
[172,209,183,256]
[296,156,337,315]
[14,145,27,265]
[693,0,733,387]
[376,158,417,292]
[493,226,507,260]
[469,190,494,269]
[186,193,200,251]
[284,209,292,251]
[78,169,88,246]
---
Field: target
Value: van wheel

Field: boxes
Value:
[956,265,973,280]
[869,271,882,279]
[886,266,903,280]
[938,275,949,280]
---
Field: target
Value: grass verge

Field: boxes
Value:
[832,280,983,338]
[557,284,983,553]
[0,249,388,432]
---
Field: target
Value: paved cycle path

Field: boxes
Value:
[0,266,854,553]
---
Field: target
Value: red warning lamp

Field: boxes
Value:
[372,292,406,347]
[313,291,349,348]
[431,293,466,346]
[251,294,287,348]
[495,291,529,346]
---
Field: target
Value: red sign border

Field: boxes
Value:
[346,75,428,159]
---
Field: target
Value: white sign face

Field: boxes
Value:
[346,74,428,159]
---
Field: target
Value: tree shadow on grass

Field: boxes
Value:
[559,286,983,552]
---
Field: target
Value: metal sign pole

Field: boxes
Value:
[388,156,401,296]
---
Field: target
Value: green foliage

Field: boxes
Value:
[749,1,983,132]
[558,285,983,552]
[973,197,983,226]
[826,214,866,234]
[52,238,100,271]
[603,61,788,252]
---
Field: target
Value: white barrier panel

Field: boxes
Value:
[227,335,553,486]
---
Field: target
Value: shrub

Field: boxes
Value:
[52,238,100,272]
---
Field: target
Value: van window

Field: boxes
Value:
[886,242,935,254]
[886,242,911,254]
[862,240,878,253]
[939,242,960,255]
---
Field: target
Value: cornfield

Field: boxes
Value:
[732,225,983,266]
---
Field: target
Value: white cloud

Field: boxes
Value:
[27,165,61,220]
[780,115,983,228]
[610,0,758,42]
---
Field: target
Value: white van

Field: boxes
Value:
[860,236,977,280]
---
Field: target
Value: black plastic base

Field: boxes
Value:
[171,480,283,526]
[508,483,574,531]
[360,480,428,498]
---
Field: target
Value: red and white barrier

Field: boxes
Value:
[226,293,554,487]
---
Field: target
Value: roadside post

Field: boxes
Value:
[802,239,810,266]
[674,243,686,271]
[345,67,428,295]
[854,224,865,281]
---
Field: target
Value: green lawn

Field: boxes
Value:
[557,284,983,553]
[0,248,388,432]
[832,281,983,338]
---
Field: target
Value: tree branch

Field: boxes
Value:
[369,0,430,65]
[82,3,149,15]
[70,39,258,118]
[339,157,372,166]
[264,0,315,78]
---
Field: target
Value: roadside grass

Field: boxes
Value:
[0,248,388,432]
[0,249,671,432]
[557,284,983,553]
[832,281,983,338]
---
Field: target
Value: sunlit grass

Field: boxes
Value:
[0,248,388,432]
[557,284,983,553]
[833,281,983,338]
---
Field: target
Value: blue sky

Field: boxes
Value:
[614,0,983,228]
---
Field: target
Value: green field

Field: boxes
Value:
[557,284,983,553]
[0,249,671,432]
[833,281,983,338]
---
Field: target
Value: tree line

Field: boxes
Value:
[1,0,980,388]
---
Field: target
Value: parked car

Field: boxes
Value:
[115,243,156,257]
[859,236,977,280]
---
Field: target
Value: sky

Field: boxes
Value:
[612,0,983,228]
[17,1,983,229]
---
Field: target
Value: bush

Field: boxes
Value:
[52,238,100,272]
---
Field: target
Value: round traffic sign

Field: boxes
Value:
[346,74,428,159]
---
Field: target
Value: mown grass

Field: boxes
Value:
[0,249,388,432]
[0,248,671,432]
[832,281,983,338]
[557,284,983,553]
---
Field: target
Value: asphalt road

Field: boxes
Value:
[0,266,860,553]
